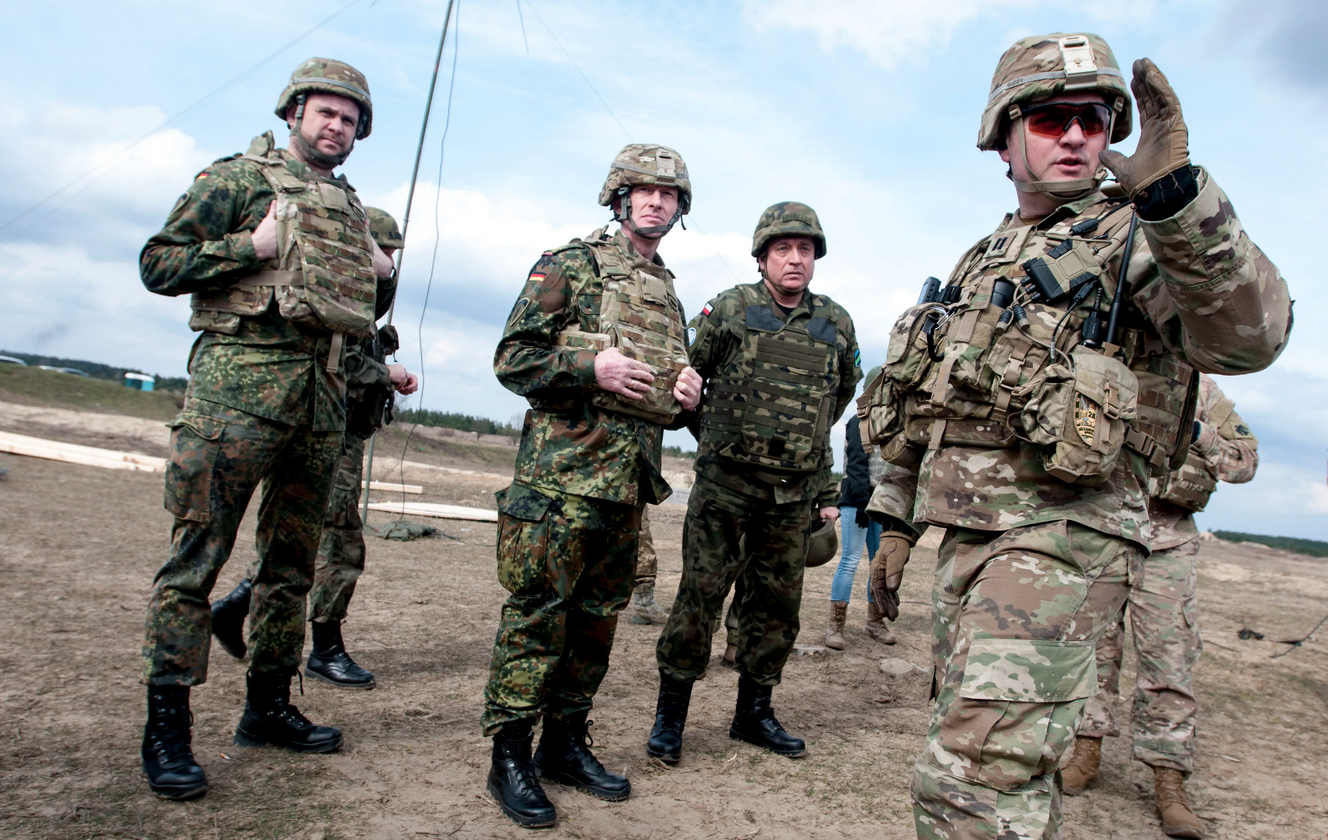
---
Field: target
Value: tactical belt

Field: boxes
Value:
[234,271,345,374]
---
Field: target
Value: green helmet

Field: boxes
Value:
[598,144,690,238]
[274,57,374,140]
[751,201,826,259]
[804,518,839,568]
[364,207,403,251]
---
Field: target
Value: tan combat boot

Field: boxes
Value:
[628,583,669,626]
[865,599,896,644]
[1154,767,1205,838]
[825,602,848,650]
[1060,736,1102,795]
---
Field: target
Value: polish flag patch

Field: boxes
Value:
[702,302,714,316]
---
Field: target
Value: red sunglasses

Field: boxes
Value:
[1021,102,1113,139]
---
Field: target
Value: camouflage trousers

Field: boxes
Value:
[636,505,657,589]
[656,476,814,686]
[1078,537,1202,773]
[142,399,341,685]
[242,433,367,623]
[913,520,1137,840]
[481,483,640,735]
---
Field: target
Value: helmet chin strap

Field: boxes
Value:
[614,186,682,239]
[1008,113,1111,202]
[290,94,354,169]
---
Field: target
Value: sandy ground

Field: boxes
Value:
[1,408,1326,840]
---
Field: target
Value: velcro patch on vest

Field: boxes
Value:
[806,316,837,344]
[980,225,1032,266]
[745,305,785,332]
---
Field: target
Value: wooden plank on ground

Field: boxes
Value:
[362,481,423,495]
[366,501,498,522]
[0,431,166,472]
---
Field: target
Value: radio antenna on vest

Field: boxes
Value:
[363,0,455,522]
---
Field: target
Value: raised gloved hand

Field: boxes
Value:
[869,534,913,621]
[1099,58,1190,199]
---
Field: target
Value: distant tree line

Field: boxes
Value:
[0,350,188,391]
[396,407,520,437]
[662,445,697,459]
[1213,530,1328,559]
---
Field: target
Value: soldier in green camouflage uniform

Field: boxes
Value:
[137,58,395,801]
[482,145,703,829]
[861,35,1291,840]
[1061,374,1256,836]
[649,202,861,764]
[207,208,418,691]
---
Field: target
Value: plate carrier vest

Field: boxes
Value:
[859,197,1198,485]
[551,228,689,426]
[701,286,842,473]
[188,133,378,372]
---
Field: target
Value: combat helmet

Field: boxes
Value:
[979,34,1132,199]
[365,207,404,252]
[804,518,840,568]
[275,58,374,139]
[751,201,826,259]
[598,144,691,238]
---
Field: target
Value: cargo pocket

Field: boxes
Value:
[951,637,1099,788]
[164,412,226,523]
[495,484,555,597]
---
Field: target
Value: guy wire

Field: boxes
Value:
[360,0,457,522]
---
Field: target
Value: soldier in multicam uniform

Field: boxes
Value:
[859,34,1291,840]
[649,202,861,764]
[207,208,419,691]
[483,145,702,828]
[1061,374,1256,837]
[137,58,396,801]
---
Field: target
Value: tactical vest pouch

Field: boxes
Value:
[1152,449,1217,512]
[734,334,835,468]
[1017,349,1138,486]
[857,366,903,447]
[1127,356,1198,476]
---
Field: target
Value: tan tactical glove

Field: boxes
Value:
[869,533,913,621]
[1098,58,1190,198]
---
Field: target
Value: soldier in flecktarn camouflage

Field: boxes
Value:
[481,145,703,829]
[208,208,419,691]
[137,58,397,802]
[858,34,1291,840]
[648,202,862,766]
[1062,375,1256,827]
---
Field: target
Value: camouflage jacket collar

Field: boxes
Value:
[247,131,354,190]
[611,229,669,278]
[999,189,1113,235]
[747,279,818,322]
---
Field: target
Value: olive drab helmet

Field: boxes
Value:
[275,58,373,167]
[979,34,1133,200]
[598,144,691,239]
[751,201,827,259]
[803,518,840,568]
[364,207,404,252]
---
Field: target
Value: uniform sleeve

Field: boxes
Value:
[685,296,738,383]
[1193,378,1259,485]
[814,310,864,508]
[493,251,598,398]
[866,464,923,538]
[1131,168,1293,374]
[139,163,269,296]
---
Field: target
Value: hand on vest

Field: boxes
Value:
[251,201,278,261]
[371,239,396,279]
[869,534,912,621]
[1098,58,1190,199]
[388,364,418,395]
[673,365,702,411]
[594,347,653,400]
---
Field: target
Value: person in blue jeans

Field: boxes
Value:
[825,408,895,648]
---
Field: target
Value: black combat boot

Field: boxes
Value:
[646,674,694,764]
[729,676,805,757]
[487,723,557,829]
[535,711,631,801]
[305,620,376,689]
[141,685,208,800]
[210,578,252,660]
[233,670,343,753]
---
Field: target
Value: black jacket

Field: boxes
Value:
[838,416,872,509]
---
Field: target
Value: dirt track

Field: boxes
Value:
[2,411,1326,840]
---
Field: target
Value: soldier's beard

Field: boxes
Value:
[292,124,353,169]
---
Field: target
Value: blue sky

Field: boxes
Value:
[3,0,1326,540]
